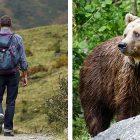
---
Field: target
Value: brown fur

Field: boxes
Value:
[80,36,140,136]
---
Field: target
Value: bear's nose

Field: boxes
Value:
[118,43,127,50]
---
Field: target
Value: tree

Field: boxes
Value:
[132,0,137,15]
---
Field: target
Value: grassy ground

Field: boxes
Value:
[73,116,117,140]
[3,25,68,139]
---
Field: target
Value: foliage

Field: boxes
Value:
[73,0,139,139]
[45,75,68,132]
[73,117,90,140]
[73,43,86,120]
[55,54,68,68]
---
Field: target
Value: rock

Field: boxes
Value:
[92,115,140,140]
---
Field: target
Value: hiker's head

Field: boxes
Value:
[0,15,12,28]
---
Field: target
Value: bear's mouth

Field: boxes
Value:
[118,48,130,56]
[118,46,137,57]
[118,47,127,54]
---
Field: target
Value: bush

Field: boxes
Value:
[25,49,33,57]
[28,65,48,75]
[19,100,33,122]
[54,54,68,68]
[45,75,68,133]
[73,117,90,140]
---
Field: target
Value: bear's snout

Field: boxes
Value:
[118,42,127,53]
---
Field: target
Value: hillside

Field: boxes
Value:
[0,0,68,29]
[3,25,68,139]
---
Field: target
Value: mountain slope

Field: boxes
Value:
[0,0,68,29]
[3,24,68,139]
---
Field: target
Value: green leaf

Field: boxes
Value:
[105,0,112,5]
[85,13,92,18]
[99,26,107,32]
[94,11,101,19]
[85,5,92,11]
[101,2,106,8]
[78,41,88,49]
[85,4,96,13]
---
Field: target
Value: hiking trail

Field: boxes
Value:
[0,134,53,140]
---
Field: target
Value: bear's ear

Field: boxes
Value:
[125,13,138,25]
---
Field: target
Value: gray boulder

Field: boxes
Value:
[92,115,140,140]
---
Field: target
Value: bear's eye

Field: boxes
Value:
[134,31,140,38]
[124,34,127,38]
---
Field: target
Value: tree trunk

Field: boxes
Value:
[132,0,137,15]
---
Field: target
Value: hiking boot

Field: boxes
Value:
[4,131,14,136]
[0,113,4,133]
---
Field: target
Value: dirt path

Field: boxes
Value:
[0,134,51,140]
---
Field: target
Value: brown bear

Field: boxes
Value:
[79,13,140,137]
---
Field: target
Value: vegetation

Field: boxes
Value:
[3,24,68,139]
[45,75,68,133]
[73,0,140,139]
[0,0,67,29]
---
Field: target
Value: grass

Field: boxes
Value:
[73,116,117,140]
[73,116,90,140]
[3,24,68,139]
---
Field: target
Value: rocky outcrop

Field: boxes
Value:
[92,115,140,140]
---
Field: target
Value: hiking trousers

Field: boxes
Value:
[0,71,20,131]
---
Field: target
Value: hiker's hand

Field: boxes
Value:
[22,77,28,87]
[22,71,28,87]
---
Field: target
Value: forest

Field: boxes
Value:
[73,0,140,139]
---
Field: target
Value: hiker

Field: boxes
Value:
[0,15,28,136]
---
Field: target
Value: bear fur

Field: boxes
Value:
[80,13,140,137]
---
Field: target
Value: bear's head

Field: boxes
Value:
[118,13,140,63]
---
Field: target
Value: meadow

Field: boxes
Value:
[3,24,68,139]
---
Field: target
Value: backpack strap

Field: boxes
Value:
[0,33,14,49]
[7,33,14,48]
[0,34,14,53]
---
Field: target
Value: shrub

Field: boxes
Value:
[45,75,68,132]
[73,117,90,140]
[54,54,68,68]
[25,49,33,57]
[19,100,33,121]
[28,65,48,75]
[54,39,61,54]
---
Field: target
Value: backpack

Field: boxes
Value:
[0,33,19,75]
